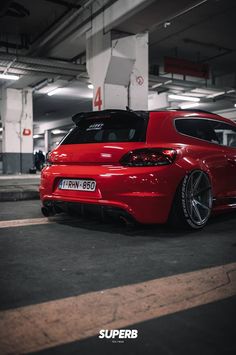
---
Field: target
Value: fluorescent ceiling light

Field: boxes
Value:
[88,84,94,89]
[152,83,163,89]
[51,129,67,135]
[207,91,225,98]
[180,102,200,109]
[184,92,206,98]
[0,128,3,132]
[47,88,62,96]
[0,73,19,80]
[33,134,42,139]
[234,104,236,108]
[191,88,217,95]
[152,80,172,89]
[168,94,200,102]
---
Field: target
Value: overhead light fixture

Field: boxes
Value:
[207,91,225,98]
[168,94,200,102]
[88,84,94,89]
[152,83,163,89]
[152,80,172,89]
[51,129,67,135]
[47,88,62,96]
[0,73,19,80]
[234,104,236,108]
[226,89,235,94]
[191,88,218,95]
[33,134,42,139]
[0,128,3,132]
[180,102,200,109]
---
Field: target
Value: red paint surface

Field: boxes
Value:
[40,111,236,224]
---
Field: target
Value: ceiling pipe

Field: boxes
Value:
[29,0,95,53]
[0,63,84,78]
[0,52,86,72]
[42,0,82,10]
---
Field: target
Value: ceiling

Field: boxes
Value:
[0,0,236,128]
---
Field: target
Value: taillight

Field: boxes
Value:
[120,148,177,167]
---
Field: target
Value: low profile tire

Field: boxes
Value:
[169,170,213,230]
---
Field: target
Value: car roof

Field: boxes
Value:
[150,109,236,126]
[71,109,236,127]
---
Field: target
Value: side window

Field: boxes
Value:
[175,118,220,144]
[210,121,236,148]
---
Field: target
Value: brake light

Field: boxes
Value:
[120,148,177,167]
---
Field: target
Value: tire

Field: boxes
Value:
[169,170,213,230]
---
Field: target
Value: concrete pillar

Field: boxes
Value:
[86,23,148,111]
[44,130,51,154]
[1,88,33,174]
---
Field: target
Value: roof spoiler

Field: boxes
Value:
[72,109,145,125]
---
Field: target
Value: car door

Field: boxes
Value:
[211,120,236,201]
[175,117,231,199]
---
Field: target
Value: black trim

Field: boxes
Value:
[43,200,135,223]
[167,108,219,115]
[72,109,149,125]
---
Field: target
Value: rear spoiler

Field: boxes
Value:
[72,109,148,125]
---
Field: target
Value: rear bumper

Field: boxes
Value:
[40,164,184,224]
[42,199,135,223]
[41,193,171,223]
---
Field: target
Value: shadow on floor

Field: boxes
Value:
[49,210,236,239]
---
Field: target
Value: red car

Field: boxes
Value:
[40,109,236,229]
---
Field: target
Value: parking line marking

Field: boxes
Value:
[0,218,53,229]
[0,262,236,354]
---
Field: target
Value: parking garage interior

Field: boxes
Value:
[0,0,236,354]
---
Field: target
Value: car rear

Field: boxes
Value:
[40,110,184,224]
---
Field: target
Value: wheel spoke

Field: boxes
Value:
[194,199,210,211]
[193,186,211,197]
[189,199,194,219]
[192,200,203,222]
[193,171,203,192]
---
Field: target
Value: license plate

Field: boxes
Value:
[59,179,96,191]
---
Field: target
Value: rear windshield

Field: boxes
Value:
[61,112,148,145]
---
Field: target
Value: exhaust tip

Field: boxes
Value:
[119,214,135,227]
[41,206,54,217]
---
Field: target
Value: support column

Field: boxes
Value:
[86,20,148,111]
[44,130,51,154]
[1,88,33,174]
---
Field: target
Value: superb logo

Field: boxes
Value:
[98,329,138,342]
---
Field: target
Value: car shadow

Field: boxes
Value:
[47,210,236,239]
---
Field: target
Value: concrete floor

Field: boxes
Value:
[0,200,236,354]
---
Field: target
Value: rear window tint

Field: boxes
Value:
[175,118,220,144]
[61,112,148,144]
[175,117,236,146]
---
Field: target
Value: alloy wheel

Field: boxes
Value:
[185,171,212,226]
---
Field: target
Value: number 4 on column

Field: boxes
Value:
[94,86,102,111]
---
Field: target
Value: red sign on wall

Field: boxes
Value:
[23,128,31,136]
[164,57,209,79]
